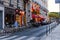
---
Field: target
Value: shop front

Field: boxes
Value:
[5,7,15,28]
[31,2,41,22]
[4,7,25,28]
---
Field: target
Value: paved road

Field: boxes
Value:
[0,22,57,40]
[40,24,60,40]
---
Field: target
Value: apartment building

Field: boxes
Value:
[29,0,48,23]
[0,0,32,28]
[25,0,32,26]
[40,0,48,17]
[32,0,48,21]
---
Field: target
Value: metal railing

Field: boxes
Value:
[0,22,58,36]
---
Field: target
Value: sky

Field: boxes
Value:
[48,0,59,12]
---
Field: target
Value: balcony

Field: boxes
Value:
[23,0,29,3]
[9,4,14,7]
[0,1,4,5]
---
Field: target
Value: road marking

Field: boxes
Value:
[1,35,17,40]
[0,35,9,38]
[14,36,27,40]
[26,37,36,40]
[25,29,46,40]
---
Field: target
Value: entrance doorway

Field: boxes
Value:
[5,14,15,27]
[5,7,15,28]
[0,11,3,29]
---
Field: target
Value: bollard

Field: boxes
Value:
[46,25,49,36]
[48,22,58,34]
[49,24,51,34]
[46,25,47,35]
[51,23,55,32]
[50,24,52,32]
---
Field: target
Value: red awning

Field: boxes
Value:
[32,14,45,20]
[38,15,45,19]
[37,15,45,21]
[32,14,38,18]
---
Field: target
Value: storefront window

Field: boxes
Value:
[5,7,15,28]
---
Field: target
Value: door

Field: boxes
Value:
[0,11,3,29]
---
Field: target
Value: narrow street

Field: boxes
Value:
[0,26,47,40]
[0,0,60,40]
[0,22,58,40]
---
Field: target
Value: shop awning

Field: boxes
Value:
[38,15,45,19]
[32,14,45,19]
[32,14,38,18]
[37,15,45,21]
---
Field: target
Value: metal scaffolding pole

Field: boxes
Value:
[59,4,60,22]
[59,4,60,13]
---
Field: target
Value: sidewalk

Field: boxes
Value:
[41,24,60,40]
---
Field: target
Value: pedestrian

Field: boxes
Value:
[13,20,19,28]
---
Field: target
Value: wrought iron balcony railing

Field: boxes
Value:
[0,1,4,5]
[9,4,14,7]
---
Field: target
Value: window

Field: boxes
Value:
[17,0,19,3]
[9,0,14,7]
[0,0,4,4]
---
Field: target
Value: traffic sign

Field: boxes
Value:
[55,0,60,3]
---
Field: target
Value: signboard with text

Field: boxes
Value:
[55,0,60,3]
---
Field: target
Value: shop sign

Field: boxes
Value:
[55,0,60,3]
[5,7,15,14]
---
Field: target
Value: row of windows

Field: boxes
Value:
[0,0,24,9]
[41,0,47,7]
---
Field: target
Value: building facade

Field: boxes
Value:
[33,0,48,16]
[0,0,32,28]
[25,0,32,26]
[0,0,26,28]
[31,0,48,22]
[0,0,48,29]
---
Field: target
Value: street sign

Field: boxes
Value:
[55,0,60,3]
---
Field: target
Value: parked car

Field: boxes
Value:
[30,20,40,27]
[41,20,50,25]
